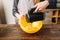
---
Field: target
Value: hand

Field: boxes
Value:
[33,0,49,12]
[15,13,25,20]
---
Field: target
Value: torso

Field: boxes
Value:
[18,0,34,15]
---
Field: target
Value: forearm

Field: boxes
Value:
[45,0,57,3]
[40,0,57,9]
[48,0,57,9]
[13,0,19,17]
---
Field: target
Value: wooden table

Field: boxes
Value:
[0,24,60,40]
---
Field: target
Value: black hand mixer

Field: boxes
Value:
[26,8,45,22]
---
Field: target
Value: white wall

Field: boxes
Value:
[0,0,2,8]
[2,0,16,24]
[0,0,2,23]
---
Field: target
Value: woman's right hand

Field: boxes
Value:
[15,13,25,20]
[15,13,21,20]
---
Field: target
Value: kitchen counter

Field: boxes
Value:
[0,24,60,40]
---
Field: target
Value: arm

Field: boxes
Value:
[13,0,19,17]
[33,0,49,12]
[33,0,57,12]
[40,0,57,4]
[47,0,57,9]
[40,0,57,9]
[48,0,57,3]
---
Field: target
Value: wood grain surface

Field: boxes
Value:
[0,24,60,40]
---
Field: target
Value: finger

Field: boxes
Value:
[37,7,42,12]
[20,14,25,18]
[39,7,44,11]
[34,7,39,12]
[20,14,23,16]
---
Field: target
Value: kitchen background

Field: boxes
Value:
[0,0,60,24]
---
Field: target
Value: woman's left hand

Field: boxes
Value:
[33,0,49,13]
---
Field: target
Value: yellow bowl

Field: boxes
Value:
[19,15,42,33]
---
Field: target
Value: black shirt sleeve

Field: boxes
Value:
[13,0,19,17]
[47,0,57,9]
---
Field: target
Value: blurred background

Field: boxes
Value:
[0,0,15,24]
[0,0,60,24]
